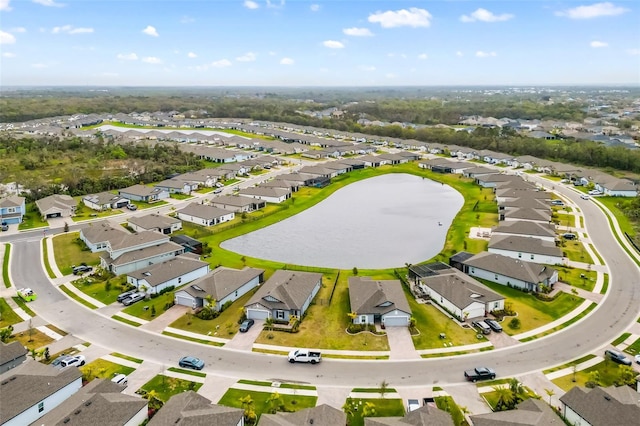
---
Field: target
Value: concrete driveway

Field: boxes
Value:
[224,320,263,351]
[386,327,420,360]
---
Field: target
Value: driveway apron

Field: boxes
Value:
[386,327,420,360]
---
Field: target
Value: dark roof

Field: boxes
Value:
[348,277,411,316]
[471,398,564,426]
[258,404,346,426]
[464,252,557,284]
[489,235,563,257]
[149,391,243,426]
[181,266,264,301]
[365,403,454,425]
[0,341,27,366]
[246,270,322,312]
[449,252,475,264]
[409,262,453,278]
[170,234,203,247]
[560,386,640,426]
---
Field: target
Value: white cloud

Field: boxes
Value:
[117,53,138,60]
[280,57,294,65]
[555,2,628,19]
[243,0,259,9]
[310,4,320,12]
[417,53,428,60]
[0,0,12,11]
[142,56,162,64]
[0,30,16,44]
[590,40,608,48]
[187,52,197,58]
[343,27,373,37]
[359,65,376,72]
[627,48,640,56]
[52,25,93,34]
[11,27,26,33]
[323,40,344,49]
[180,16,195,24]
[456,51,463,57]
[33,0,64,7]
[266,0,285,9]
[142,25,159,37]
[3,52,16,57]
[460,8,514,23]
[211,59,232,67]
[236,52,256,62]
[368,8,432,28]
[476,51,497,58]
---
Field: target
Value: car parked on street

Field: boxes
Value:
[122,292,145,306]
[1,222,8,232]
[60,355,86,368]
[179,356,205,370]
[239,319,255,333]
[213,188,223,194]
[464,366,496,382]
[605,349,632,366]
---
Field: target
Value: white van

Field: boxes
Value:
[111,374,128,386]
[473,320,492,335]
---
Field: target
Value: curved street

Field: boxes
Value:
[2,174,640,389]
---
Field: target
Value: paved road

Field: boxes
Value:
[4,170,640,388]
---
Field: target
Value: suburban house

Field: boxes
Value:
[471,398,563,426]
[118,184,170,203]
[495,188,552,204]
[259,179,300,192]
[34,379,148,426]
[177,203,235,226]
[154,178,199,195]
[244,270,323,321]
[128,213,182,234]
[0,195,25,224]
[560,386,640,426]
[463,166,494,178]
[170,234,204,254]
[148,391,244,426]
[35,194,77,219]
[80,221,130,252]
[127,255,210,295]
[209,195,266,213]
[348,276,412,327]
[413,266,505,321]
[82,192,129,211]
[258,404,346,426]
[237,186,291,204]
[364,403,454,425]
[0,361,83,426]
[491,221,557,243]
[598,179,638,197]
[174,266,264,311]
[177,169,221,188]
[498,197,551,213]
[489,234,564,265]
[501,207,551,224]
[476,173,523,188]
[451,251,558,292]
[0,341,27,374]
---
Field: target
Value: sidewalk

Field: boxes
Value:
[545,356,604,380]
[513,299,595,340]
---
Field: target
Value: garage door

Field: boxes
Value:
[466,306,485,320]
[247,309,270,320]
[175,294,194,308]
[383,316,409,327]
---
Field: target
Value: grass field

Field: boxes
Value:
[560,240,594,264]
[552,359,632,391]
[80,359,135,381]
[556,266,597,291]
[52,232,102,275]
[218,388,317,421]
[344,397,405,426]
[2,243,11,288]
[0,298,23,328]
[18,203,49,230]
[139,375,203,402]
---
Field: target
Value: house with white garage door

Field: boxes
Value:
[127,255,209,295]
[177,203,235,226]
[489,234,564,265]
[174,266,264,311]
[238,186,291,204]
[244,270,322,322]
[348,276,411,327]
[418,268,505,321]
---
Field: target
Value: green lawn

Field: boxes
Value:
[556,266,597,291]
[217,388,317,421]
[2,244,11,288]
[12,296,35,316]
[344,397,405,426]
[543,354,597,374]
[80,359,135,381]
[552,359,633,391]
[139,375,203,402]
[72,202,123,222]
[623,337,640,356]
[110,352,144,363]
[596,196,637,238]
[554,212,576,228]
[170,193,193,200]
[128,199,169,211]
[479,280,584,334]
[41,239,57,278]
[17,203,49,230]
[481,387,537,411]
[434,395,469,426]
[70,274,130,305]
[59,285,99,309]
[560,240,595,264]
[122,292,175,321]
[52,232,102,275]
[0,298,23,328]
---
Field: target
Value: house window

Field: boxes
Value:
[38,402,44,413]
[470,267,475,274]
[440,297,443,303]
[235,290,238,297]
[7,207,15,213]
[494,274,498,280]
[494,302,500,309]
[360,315,367,324]
[276,310,285,319]
[178,277,182,284]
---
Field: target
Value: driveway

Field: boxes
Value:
[386,327,420,360]
[224,320,263,351]
[139,305,190,333]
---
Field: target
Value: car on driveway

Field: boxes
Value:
[60,355,86,368]
[239,319,255,333]
[111,374,128,386]
[122,292,145,306]
[1,222,8,232]
[126,203,138,211]
[605,349,632,366]
[72,264,93,275]
[484,319,503,332]
[179,356,204,370]
[117,289,138,303]
[580,194,590,200]
[635,354,640,364]
[52,355,73,368]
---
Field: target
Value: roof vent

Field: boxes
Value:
[74,409,81,415]
[63,418,70,424]
[604,396,611,401]
[85,401,92,407]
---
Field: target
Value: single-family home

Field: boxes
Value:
[177,203,235,226]
[476,174,522,188]
[452,251,558,292]
[149,391,244,426]
[463,166,494,178]
[348,277,412,327]
[209,195,266,213]
[127,255,210,295]
[237,187,291,204]
[0,361,83,426]
[0,341,27,374]
[491,221,556,243]
[154,178,199,195]
[0,195,26,224]
[80,221,130,252]
[118,184,170,203]
[418,158,456,174]
[489,234,564,265]
[128,214,182,234]
[82,192,129,211]
[258,404,346,426]
[501,207,552,224]
[415,267,505,320]
[259,179,300,193]
[471,398,563,426]
[244,270,323,321]
[560,386,640,426]
[174,266,264,311]
[34,379,148,426]
[498,197,551,213]
[495,188,552,204]
[363,403,454,425]
[170,234,204,254]
[598,179,637,197]
[35,194,77,219]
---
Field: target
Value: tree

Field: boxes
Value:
[616,365,637,386]
[0,325,13,343]
[379,380,389,398]
[362,401,377,417]
[266,391,283,414]
[352,267,358,275]
[493,386,516,411]
[342,399,355,418]
[545,388,555,405]
[144,389,163,410]
[239,394,257,424]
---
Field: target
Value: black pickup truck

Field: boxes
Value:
[464,367,496,382]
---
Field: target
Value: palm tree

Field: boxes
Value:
[493,386,516,411]
[545,388,555,405]
[239,394,256,424]
[362,402,377,417]
[204,294,217,313]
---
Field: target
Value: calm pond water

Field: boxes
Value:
[221,173,464,269]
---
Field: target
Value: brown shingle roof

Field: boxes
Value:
[246,270,322,312]
[560,386,640,426]
[148,391,243,426]
[348,277,411,316]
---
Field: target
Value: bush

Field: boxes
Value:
[221,300,233,312]
[508,317,521,330]
[163,301,175,311]
[195,308,219,320]
[158,286,174,296]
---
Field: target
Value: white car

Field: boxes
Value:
[407,399,420,413]
[588,190,602,195]
[111,374,128,386]
[580,194,590,200]
[60,355,85,368]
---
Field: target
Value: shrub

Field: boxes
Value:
[195,308,219,320]
[158,286,174,296]
[508,317,521,330]
[221,300,233,312]
[163,301,175,311]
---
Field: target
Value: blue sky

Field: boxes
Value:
[1,0,638,86]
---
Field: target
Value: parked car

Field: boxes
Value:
[605,349,632,366]
[635,354,640,365]
[126,203,138,211]
[563,233,577,240]
[464,366,496,382]
[484,319,503,333]
[550,200,565,206]
[239,319,255,333]
[588,189,602,195]
[60,355,86,368]
[51,355,72,368]
[213,188,223,194]
[472,320,491,335]
[72,264,93,275]
[111,374,128,386]
[407,399,420,413]
[122,292,145,306]
[179,356,205,370]
[1,222,8,232]
[117,289,138,303]
[287,349,322,364]
[580,194,590,200]
[215,182,224,188]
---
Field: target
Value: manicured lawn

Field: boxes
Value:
[60,285,98,309]
[552,359,632,391]
[2,244,11,288]
[72,202,123,222]
[597,196,637,237]
[217,388,317,420]
[18,203,49,230]
[122,292,175,321]
[543,354,596,374]
[80,359,135,381]
[111,352,144,363]
[623,337,640,356]
[11,328,54,351]
[12,296,35,316]
[41,239,57,278]
[170,193,193,200]
[139,375,203,403]
[479,280,584,334]
[128,199,169,211]
[560,240,594,264]
[612,332,631,346]
[0,298,23,327]
[70,275,129,305]
[556,266,597,291]
[52,232,102,275]
[410,297,482,349]
[481,387,537,411]
[434,395,469,426]
[344,397,405,426]
[554,212,576,228]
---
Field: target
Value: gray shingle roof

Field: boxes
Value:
[148,391,243,426]
[0,341,27,366]
[502,208,551,222]
[492,221,556,238]
[210,195,256,208]
[246,270,322,311]
[421,270,504,310]
[489,235,563,257]
[128,213,181,231]
[81,221,130,245]
[498,197,550,210]
[471,398,564,426]
[178,203,232,220]
[258,404,346,426]
[83,192,125,206]
[495,188,551,200]
[35,194,76,213]
[238,187,291,198]
[560,386,640,426]
[119,184,165,197]
[348,277,411,316]
[128,255,208,288]
[464,252,557,285]
[104,241,184,266]
[0,195,25,208]
[108,230,169,252]
[183,266,264,301]
[364,403,454,425]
